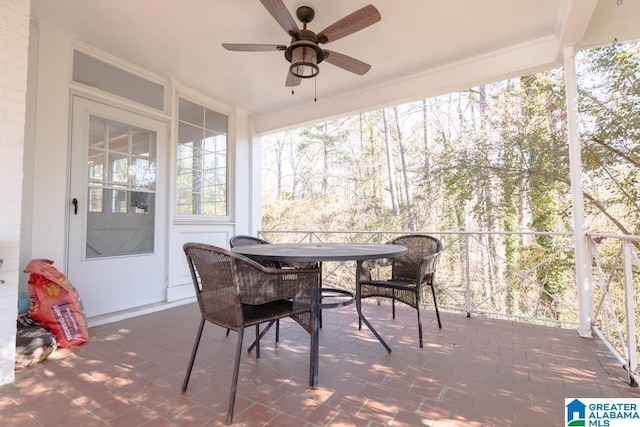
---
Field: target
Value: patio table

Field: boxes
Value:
[231,242,407,387]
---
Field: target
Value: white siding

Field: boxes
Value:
[16,13,256,328]
[0,0,30,385]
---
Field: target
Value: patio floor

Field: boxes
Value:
[0,300,636,426]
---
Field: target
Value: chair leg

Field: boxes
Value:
[255,325,260,359]
[275,319,280,344]
[431,284,442,329]
[392,291,396,319]
[227,327,244,425]
[416,305,423,349]
[182,317,205,392]
[226,328,230,336]
[248,320,277,353]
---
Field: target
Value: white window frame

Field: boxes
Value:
[174,95,231,220]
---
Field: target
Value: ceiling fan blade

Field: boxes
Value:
[260,0,299,36]
[222,43,286,52]
[317,5,381,44]
[323,50,371,75]
[286,72,301,87]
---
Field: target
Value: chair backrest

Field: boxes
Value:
[229,235,283,269]
[387,235,444,281]
[229,235,271,248]
[183,243,244,329]
[184,242,313,331]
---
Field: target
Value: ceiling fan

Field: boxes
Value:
[222,0,381,87]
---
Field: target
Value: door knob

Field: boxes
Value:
[72,198,78,215]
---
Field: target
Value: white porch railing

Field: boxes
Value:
[259,230,640,386]
[589,233,640,387]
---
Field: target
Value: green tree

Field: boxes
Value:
[578,41,640,235]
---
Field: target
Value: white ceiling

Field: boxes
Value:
[30,0,640,133]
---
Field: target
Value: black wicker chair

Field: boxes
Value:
[228,235,283,343]
[181,243,315,424]
[229,235,277,268]
[357,235,444,348]
[230,235,352,329]
[230,235,315,270]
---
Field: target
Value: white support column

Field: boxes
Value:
[623,241,638,383]
[231,111,262,237]
[563,44,593,338]
[0,0,30,385]
[250,131,263,236]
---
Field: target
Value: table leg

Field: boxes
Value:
[356,261,392,353]
[309,266,321,387]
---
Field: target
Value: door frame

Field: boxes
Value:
[66,93,171,317]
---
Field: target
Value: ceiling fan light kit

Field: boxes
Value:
[287,39,322,78]
[223,0,381,90]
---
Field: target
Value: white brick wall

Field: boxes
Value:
[0,0,30,385]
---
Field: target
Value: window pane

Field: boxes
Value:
[109,153,129,185]
[131,158,156,190]
[109,122,130,153]
[86,115,157,258]
[131,128,152,156]
[89,118,106,148]
[73,51,164,110]
[178,98,203,126]
[176,97,228,216]
[205,108,227,134]
[88,187,103,213]
[110,189,128,213]
[88,148,105,182]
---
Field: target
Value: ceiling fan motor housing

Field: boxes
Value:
[285,29,325,78]
[285,30,325,62]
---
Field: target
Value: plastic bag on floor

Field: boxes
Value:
[15,315,57,370]
[24,259,89,348]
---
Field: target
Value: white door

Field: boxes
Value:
[68,96,168,318]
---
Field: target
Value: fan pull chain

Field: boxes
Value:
[289,80,318,101]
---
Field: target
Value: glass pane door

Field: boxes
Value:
[86,116,157,258]
[68,96,168,318]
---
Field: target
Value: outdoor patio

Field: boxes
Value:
[0,300,636,426]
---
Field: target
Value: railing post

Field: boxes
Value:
[623,241,638,386]
[465,234,472,317]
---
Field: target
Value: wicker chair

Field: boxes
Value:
[228,235,282,344]
[181,243,315,424]
[230,235,351,329]
[229,235,270,247]
[230,235,315,270]
[357,235,444,348]
[229,235,278,267]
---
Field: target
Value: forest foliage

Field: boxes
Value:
[260,42,639,326]
[261,42,640,238]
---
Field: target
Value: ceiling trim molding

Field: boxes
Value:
[555,0,599,51]
[254,35,560,134]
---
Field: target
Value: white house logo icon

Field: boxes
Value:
[566,399,586,426]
